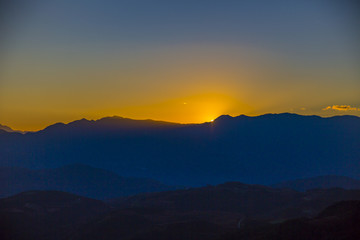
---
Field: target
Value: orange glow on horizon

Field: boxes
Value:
[0,92,250,131]
[1,43,359,131]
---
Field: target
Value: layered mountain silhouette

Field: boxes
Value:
[0,124,25,134]
[273,175,360,191]
[1,113,359,185]
[111,182,360,221]
[2,183,360,240]
[0,164,177,199]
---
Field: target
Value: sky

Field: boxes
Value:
[0,0,359,131]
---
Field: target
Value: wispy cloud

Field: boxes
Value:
[323,105,359,111]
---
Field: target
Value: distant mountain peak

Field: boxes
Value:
[212,112,323,124]
[213,114,234,122]
[261,112,313,119]
[100,115,125,120]
[0,124,25,134]
[40,122,67,132]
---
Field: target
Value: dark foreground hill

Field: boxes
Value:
[0,164,177,199]
[1,183,360,240]
[0,191,109,240]
[1,113,359,185]
[222,200,360,240]
[70,184,360,240]
[273,175,360,191]
[110,182,360,221]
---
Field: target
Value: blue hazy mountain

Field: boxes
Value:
[0,164,177,199]
[0,113,359,186]
[273,175,360,191]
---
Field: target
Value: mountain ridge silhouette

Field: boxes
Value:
[3,112,359,133]
[1,113,359,186]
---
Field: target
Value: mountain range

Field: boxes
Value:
[2,164,360,201]
[273,175,360,191]
[0,164,177,199]
[1,113,359,186]
[1,182,360,240]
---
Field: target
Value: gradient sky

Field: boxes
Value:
[1,0,359,131]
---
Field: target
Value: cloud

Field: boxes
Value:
[323,105,359,111]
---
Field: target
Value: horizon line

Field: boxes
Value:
[1,112,359,133]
